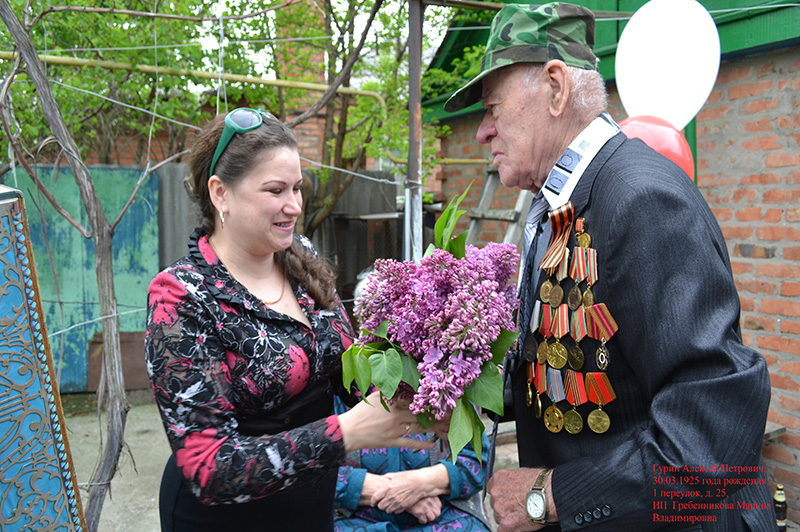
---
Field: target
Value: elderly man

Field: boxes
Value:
[445,3,775,532]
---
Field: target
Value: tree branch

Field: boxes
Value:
[286,0,384,128]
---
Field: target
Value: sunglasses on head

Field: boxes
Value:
[209,108,277,178]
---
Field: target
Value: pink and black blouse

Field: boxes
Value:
[145,228,355,505]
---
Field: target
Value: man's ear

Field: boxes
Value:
[544,60,571,117]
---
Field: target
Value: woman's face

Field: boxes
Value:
[217,146,303,257]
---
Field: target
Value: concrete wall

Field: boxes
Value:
[430,43,800,522]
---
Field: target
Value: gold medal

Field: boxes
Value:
[567,284,583,310]
[547,341,568,369]
[582,286,595,307]
[543,405,564,433]
[536,340,549,364]
[587,406,610,434]
[596,343,610,371]
[577,232,592,248]
[568,345,584,370]
[534,392,542,418]
[563,408,583,434]
[539,279,553,304]
[526,381,533,407]
[548,284,564,308]
[523,335,538,362]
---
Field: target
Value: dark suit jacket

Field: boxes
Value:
[510,133,775,531]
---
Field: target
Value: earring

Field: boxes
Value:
[220,211,225,227]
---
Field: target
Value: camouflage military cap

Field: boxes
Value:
[444,2,598,112]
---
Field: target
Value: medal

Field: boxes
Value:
[539,278,553,304]
[587,406,610,434]
[563,370,586,435]
[563,408,583,434]
[547,341,568,369]
[583,247,598,307]
[523,335,538,362]
[567,284,583,310]
[537,340,549,364]
[575,218,591,248]
[544,405,564,433]
[568,345,584,370]
[582,286,595,307]
[548,284,564,309]
[596,341,610,370]
[585,372,616,434]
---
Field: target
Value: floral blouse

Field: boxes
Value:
[145,228,355,505]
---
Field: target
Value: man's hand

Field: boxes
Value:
[488,467,557,532]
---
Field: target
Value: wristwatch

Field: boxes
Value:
[526,469,552,524]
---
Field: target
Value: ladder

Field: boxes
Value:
[465,169,533,247]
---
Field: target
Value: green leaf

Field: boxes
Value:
[423,242,437,258]
[417,411,436,429]
[447,232,468,260]
[369,348,403,399]
[365,320,390,340]
[434,184,471,250]
[400,353,421,391]
[464,361,504,416]
[447,398,473,463]
[468,402,486,460]
[342,346,355,388]
[491,328,520,366]
[353,353,373,404]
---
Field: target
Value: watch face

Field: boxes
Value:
[526,491,545,519]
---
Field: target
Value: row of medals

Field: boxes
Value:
[525,224,611,436]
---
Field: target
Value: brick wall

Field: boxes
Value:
[431,44,800,520]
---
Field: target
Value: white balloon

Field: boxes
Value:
[615,0,720,131]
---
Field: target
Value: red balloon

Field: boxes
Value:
[619,115,695,180]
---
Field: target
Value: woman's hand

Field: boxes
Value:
[338,391,434,453]
[408,496,442,524]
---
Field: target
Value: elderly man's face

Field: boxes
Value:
[476,65,561,193]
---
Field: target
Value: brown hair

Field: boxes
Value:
[187,111,338,310]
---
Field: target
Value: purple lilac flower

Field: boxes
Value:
[353,243,520,419]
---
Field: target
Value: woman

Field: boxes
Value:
[145,108,433,532]
[333,399,492,532]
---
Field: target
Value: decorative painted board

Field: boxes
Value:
[0,185,86,531]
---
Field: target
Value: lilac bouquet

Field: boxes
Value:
[342,190,520,460]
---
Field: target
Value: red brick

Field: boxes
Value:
[763,444,797,465]
[711,207,732,221]
[756,263,800,279]
[783,282,800,297]
[764,337,800,356]
[775,466,800,488]
[780,433,800,450]
[763,189,796,203]
[779,78,800,91]
[741,98,781,114]
[742,135,782,151]
[743,315,777,332]
[771,410,800,430]
[780,395,800,416]
[787,208,800,222]
[762,352,779,366]
[722,226,753,239]
[756,225,800,242]
[736,279,778,294]
[781,360,800,374]
[735,206,762,222]
[760,299,800,317]
[732,188,757,202]
[729,80,773,99]
[697,105,732,121]
[766,152,800,168]
[731,261,753,275]
[743,118,773,133]
[740,297,755,312]
[718,66,752,84]
[782,320,800,335]
[777,114,800,129]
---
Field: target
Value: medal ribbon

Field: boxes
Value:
[546,366,565,403]
[539,306,553,338]
[586,303,619,341]
[585,372,616,406]
[539,202,575,274]
[564,369,587,407]
[585,247,598,286]
[569,246,587,283]
[570,305,587,342]
[575,218,585,234]
[535,362,546,394]
[550,303,570,339]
